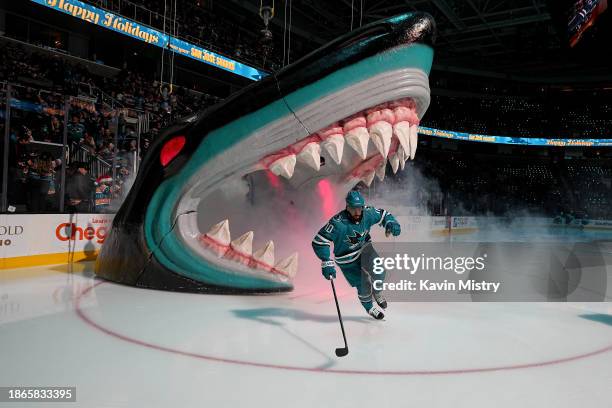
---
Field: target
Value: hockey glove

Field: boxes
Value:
[321,260,336,280]
[385,221,401,237]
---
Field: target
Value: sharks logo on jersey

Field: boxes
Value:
[345,230,366,248]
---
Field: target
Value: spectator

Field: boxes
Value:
[65,161,94,213]
[94,174,112,213]
[26,151,56,212]
[7,129,33,208]
[97,140,115,161]
[0,41,224,214]
[79,132,97,154]
[49,115,62,143]
[67,115,85,144]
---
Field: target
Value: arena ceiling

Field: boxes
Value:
[222,0,612,84]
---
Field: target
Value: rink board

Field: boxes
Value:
[2,213,612,269]
[0,214,113,269]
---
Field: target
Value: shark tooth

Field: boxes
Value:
[409,124,418,159]
[369,121,392,159]
[321,134,344,165]
[297,142,321,171]
[389,153,400,174]
[269,154,296,179]
[275,253,298,278]
[250,240,275,269]
[230,231,254,256]
[398,146,406,170]
[345,127,369,160]
[205,219,230,245]
[361,170,376,187]
[202,219,231,257]
[375,161,386,181]
[393,121,411,156]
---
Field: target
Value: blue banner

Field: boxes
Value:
[0,99,63,117]
[30,0,267,80]
[418,126,612,147]
[31,0,169,47]
[168,38,265,81]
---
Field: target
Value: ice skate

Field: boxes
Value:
[368,306,385,320]
[373,292,387,309]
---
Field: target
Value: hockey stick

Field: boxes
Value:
[330,278,349,357]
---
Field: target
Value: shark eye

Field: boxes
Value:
[160,136,186,167]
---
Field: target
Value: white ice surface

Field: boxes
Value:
[0,259,611,408]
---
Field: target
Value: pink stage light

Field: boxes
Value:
[265,170,281,189]
[317,179,336,219]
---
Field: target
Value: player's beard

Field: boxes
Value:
[349,212,362,223]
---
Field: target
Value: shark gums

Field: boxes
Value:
[95,12,437,293]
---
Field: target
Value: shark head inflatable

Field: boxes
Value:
[95,12,436,293]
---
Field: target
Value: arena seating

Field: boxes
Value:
[83,0,283,71]
[1,40,610,218]
[425,93,612,138]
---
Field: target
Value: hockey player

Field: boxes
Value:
[312,190,401,320]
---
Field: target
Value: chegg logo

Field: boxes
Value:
[55,223,107,244]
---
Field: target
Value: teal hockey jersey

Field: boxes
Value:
[311,206,397,266]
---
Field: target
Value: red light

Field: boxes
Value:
[317,179,336,219]
[160,136,186,167]
[265,170,281,189]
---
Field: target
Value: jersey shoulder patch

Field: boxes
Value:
[362,206,384,225]
[364,206,381,216]
[325,211,346,232]
[332,211,348,223]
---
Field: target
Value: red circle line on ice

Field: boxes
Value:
[75,281,612,376]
